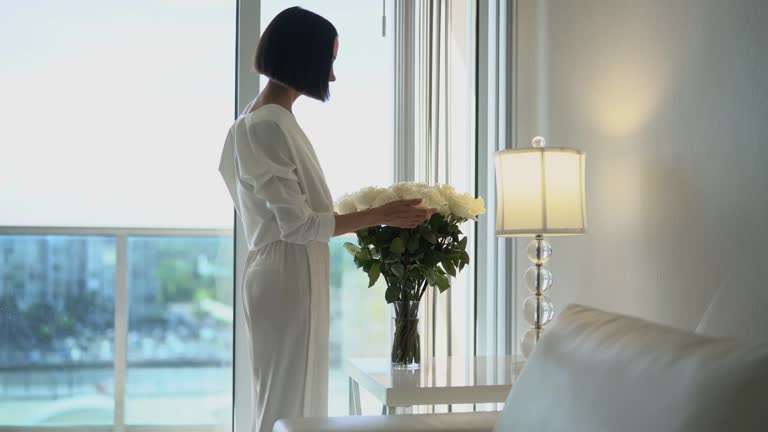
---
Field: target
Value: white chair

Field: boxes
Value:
[275,304,768,432]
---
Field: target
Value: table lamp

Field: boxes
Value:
[494,136,587,357]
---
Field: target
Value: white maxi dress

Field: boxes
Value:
[218,103,335,432]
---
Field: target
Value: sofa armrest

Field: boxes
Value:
[273,411,499,432]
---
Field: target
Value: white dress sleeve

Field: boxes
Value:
[235,119,335,244]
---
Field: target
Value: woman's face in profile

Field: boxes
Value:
[329,37,338,82]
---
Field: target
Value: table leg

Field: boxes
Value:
[348,377,362,415]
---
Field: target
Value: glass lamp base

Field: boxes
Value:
[521,235,554,359]
[521,328,544,359]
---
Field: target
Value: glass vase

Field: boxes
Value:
[391,300,421,369]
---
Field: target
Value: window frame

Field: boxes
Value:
[232,0,261,431]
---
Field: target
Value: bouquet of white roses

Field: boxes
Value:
[335,182,485,367]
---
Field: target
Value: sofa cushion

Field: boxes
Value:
[494,304,768,432]
[696,269,768,341]
[273,411,499,432]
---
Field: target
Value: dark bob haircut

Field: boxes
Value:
[255,7,338,101]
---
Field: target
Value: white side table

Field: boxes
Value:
[345,356,525,415]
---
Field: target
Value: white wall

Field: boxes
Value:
[512,0,768,336]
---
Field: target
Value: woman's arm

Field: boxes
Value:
[333,199,436,237]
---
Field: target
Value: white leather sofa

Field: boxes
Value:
[274,303,768,432]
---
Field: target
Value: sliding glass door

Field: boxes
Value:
[0,0,236,429]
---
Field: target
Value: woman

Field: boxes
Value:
[218,7,435,432]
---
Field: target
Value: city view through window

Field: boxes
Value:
[0,234,234,425]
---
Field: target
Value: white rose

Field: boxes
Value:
[420,187,449,215]
[345,182,485,220]
[448,193,475,220]
[391,182,428,199]
[334,194,358,215]
[440,186,461,208]
[436,184,457,198]
[371,189,399,208]
[445,191,484,220]
[389,183,450,215]
[469,196,487,220]
[353,186,386,211]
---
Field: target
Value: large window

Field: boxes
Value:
[2,0,485,428]
[0,0,236,429]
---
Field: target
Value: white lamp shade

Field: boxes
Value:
[494,148,587,237]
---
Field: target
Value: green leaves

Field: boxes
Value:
[407,234,420,253]
[399,230,410,243]
[390,237,405,255]
[342,211,474,301]
[442,259,456,277]
[436,274,450,292]
[425,269,450,292]
[352,248,370,269]
[385,286,400,303]
[375,226,398,245]
[343,242,361,256]
[422,253,439,268]
[429,212,444,231]
[368,262,381,287]
[459,250,470,271]
[423,231,438,244]
[458,236,468,250]
[391,262,405,278]
[355,227,374,245]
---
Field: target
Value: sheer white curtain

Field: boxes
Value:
[468,0,521,411]
[393,0,477,392]
[416,0,477,366]
[476,0,518,361]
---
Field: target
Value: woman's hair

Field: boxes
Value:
[255,7,337,101]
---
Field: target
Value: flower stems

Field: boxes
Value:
[392,301,420,367]
[391,318,420,365]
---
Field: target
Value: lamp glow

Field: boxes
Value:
[495,145,586,236]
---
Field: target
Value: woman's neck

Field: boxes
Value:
[253,80,300,113]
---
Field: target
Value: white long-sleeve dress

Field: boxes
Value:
[218,103,335,432]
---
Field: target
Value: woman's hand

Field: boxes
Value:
[332,199,437,237]
[373,199,437,228]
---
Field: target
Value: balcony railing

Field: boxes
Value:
[0,226,234,431]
